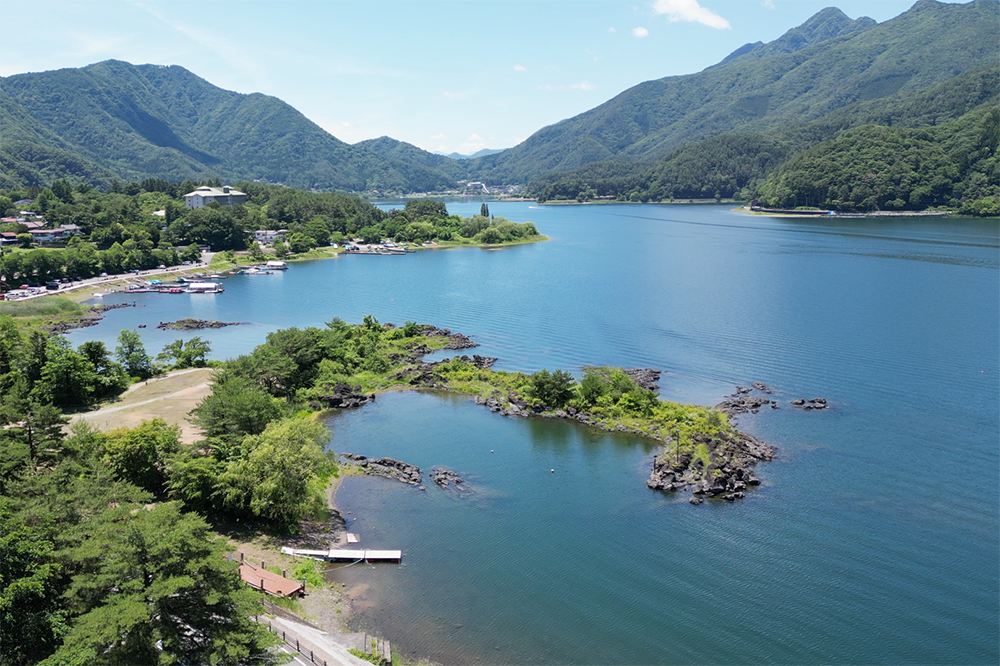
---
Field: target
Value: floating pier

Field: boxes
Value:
[280,546,402,563]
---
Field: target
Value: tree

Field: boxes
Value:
[0,400,67,493]
[190,374,287,443]
[115,329,154,379]
[286,232,315,254]
[158,337,211,369]
[36,337,98,408]
[217,417,332,527]
[98,420,180,496]
[527,369,576,408]
[0,501,65,666]
[480,203,490,218]
[303,218,331,246]
[51,179,75,204]
[16,233,32,249]
[404,198,448,220]
[42,502,280,665]
[78,341,129,399]
[357,225,383,244]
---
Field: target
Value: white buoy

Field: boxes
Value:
[550,469,555,474]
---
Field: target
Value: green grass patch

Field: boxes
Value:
[0,296,83,319]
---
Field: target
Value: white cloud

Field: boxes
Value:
[513,64,526,71]
[68,32,128,57]
[468,133,485,142]
[341,121,353,128]
[431,133,447,140]
[652,0,731,29]
[443,91,471,102]
[537,81,597,91]
[762,0,775,8]
[632,27,649,38]
[127,1,267,80]
[609,27,617,33]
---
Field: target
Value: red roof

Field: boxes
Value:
[235,558,304,598]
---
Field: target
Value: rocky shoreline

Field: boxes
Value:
[321,325,831,505]
[44,302,134,334]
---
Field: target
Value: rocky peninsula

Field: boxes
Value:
[301,320,790,504]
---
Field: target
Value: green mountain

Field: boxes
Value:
[470,0,999,184]
[0,60,467,192]
[529,64,1000,207]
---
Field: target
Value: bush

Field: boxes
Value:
[527,369,576,408]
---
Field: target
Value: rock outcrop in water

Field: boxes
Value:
[157,318,246,330]
[646,430,774,503]
[341,454,422,485]
[430,467,466,489]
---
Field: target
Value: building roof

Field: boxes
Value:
[183,186,246,198]
[236,559,304,598]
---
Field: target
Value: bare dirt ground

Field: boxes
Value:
[69,367,215,442]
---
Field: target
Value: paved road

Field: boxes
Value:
[3,253,215,301]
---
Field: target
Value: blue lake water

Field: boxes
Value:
[68,203,1000,664]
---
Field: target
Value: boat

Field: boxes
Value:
[264,260,288,270]
[186,282,224,293]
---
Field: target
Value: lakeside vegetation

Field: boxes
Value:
[529,110,999,215]
[0,180,543,292]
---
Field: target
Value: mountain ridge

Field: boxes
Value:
[467,0,998,183]
[1,60,465,192]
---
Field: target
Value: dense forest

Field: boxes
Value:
[528,66,1000,215]
[0,60,468,193]
[470,0,999,184]
[0,316,296,665]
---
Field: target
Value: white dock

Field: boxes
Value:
[281,546,402,563]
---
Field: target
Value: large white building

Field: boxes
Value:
[183,186,247,209]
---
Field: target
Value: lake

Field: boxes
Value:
[68,203,999,664]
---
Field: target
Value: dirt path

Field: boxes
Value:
[69,367,215,442]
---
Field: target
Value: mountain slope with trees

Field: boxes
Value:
[470,0,999,184]
[0,60,468,193]
[528,64,999,210]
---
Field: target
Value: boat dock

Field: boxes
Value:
[280,546,402,563]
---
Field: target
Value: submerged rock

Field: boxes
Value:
[430,467,464,488]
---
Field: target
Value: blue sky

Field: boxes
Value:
[2,0,935,155]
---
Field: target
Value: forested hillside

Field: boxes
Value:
[0,60,468,193]
[471,0,999,184]
[529,65,1000,214]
